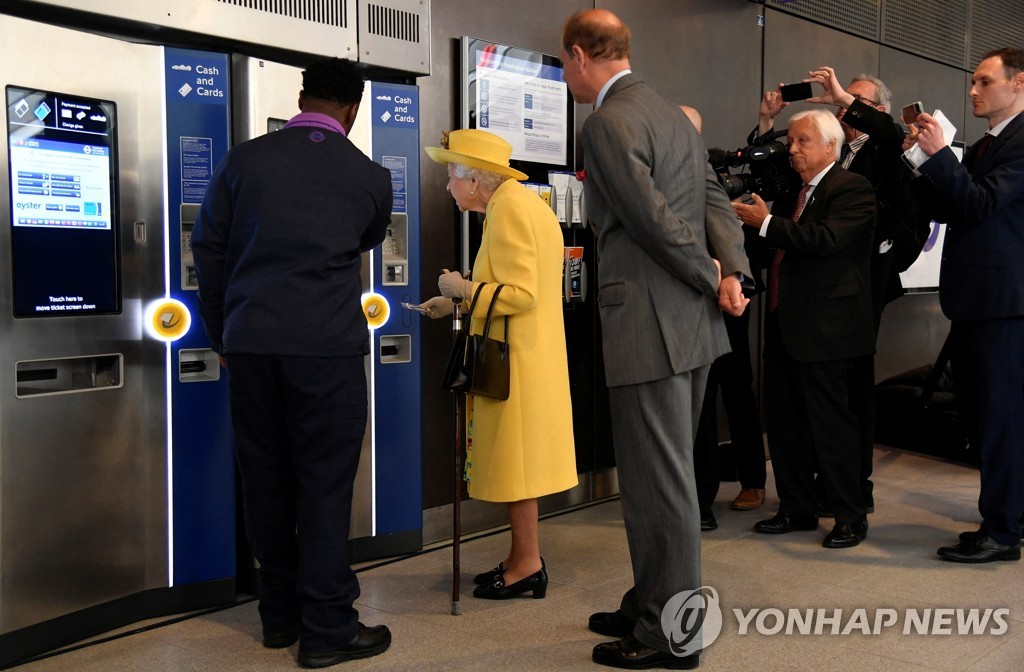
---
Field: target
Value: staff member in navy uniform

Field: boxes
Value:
[192,57,394,668]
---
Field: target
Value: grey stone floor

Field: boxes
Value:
[16,446,1024,671]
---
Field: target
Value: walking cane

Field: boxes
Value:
[450,298,463,616]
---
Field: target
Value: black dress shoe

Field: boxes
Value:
[473,562,504,585]
[262,628,298,648]
[589,609,636,638]
[592,634,698,670]
[700,511,717,532]
[297,623,391,668]
[473,565,547,599]
[754,512,818,534]
[959,528,1024,544]
[938,537,1021,564]
[822,521,868,548]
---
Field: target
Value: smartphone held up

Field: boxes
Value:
[780,82,814,102]
[901,101,924,126]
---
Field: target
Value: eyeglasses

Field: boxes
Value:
[839,94,881,111]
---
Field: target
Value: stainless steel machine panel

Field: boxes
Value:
[14,0,359,62]
[357,0,431,75]
[0,14,168,633]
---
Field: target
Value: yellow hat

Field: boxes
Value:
[425,129,528,181]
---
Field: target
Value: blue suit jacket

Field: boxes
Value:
[919,113,1024,322]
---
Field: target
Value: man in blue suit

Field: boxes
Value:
[913,47,1024,563]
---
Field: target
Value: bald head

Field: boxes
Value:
[679,105,702,134]
[562,8,631,62]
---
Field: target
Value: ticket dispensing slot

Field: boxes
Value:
[180,204,199,290]
[380,334,411,364]
[382,214,408,286]
[15,354,123,398]
[178,348,221,382]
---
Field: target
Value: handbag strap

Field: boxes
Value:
[480,284,508,344]
[464,282,487,324]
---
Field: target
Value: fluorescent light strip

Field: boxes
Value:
[369,247,377,536]
[159,49,175,587]
[365,91,377,538]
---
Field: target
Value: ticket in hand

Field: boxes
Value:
[401,301,430,314]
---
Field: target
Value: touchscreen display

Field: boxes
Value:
[6,85,120,316]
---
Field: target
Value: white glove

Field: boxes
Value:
[420,296,455,319]
[438,269,472,299]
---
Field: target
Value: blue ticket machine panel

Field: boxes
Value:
[366,81,422,550]
[162,47,234,586]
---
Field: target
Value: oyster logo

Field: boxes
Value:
[661,586,723,657]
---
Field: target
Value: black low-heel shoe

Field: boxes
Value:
[473,565,548,600]
[473,556,544,585]
[473,562,504,585]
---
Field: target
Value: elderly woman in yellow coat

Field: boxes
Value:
[421,129,577,600]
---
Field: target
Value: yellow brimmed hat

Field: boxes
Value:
[425,129,528,181]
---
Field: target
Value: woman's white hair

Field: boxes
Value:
[790,109,845,161]
[451,163,509,192]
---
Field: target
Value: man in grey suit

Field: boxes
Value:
[560,9,749,670]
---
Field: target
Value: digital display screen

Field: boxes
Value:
[461,37,573,171]
[6,85,120,316]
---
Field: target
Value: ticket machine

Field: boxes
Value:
[0,16,234,666]
[232,56,423,560]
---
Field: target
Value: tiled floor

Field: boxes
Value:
[16,446,1024,671]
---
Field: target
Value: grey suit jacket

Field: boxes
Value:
[584,73,750,387]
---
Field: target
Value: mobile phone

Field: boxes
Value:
[901,101,924,126]
[780,82,814,102]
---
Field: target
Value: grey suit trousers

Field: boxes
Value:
[609,365,708,653]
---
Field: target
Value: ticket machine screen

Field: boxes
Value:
[6,85,120,317]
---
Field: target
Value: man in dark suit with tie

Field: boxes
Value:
[559,8,750,670]
[754,73,931,517]
[733,109,876,549]
[912,47,1024,563]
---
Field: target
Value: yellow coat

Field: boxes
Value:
[463,179,577,502]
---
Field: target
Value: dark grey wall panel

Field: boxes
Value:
[969,0,1024,69]
[763,8,879,130]
[767,0,880,40]
[881,0,968,69]
[599,0,762,161]
[879,46,967,142]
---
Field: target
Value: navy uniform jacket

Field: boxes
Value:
[193,123,392,356]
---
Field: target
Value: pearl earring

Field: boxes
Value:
[469,190,475,195]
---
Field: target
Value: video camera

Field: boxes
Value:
[709,128,801,202]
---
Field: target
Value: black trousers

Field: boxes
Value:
[763,315,867,525]
[227,353,366,653]
[950,317,1024,546]
[695,309,767,511]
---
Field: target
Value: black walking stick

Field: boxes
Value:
[451,298,463,616]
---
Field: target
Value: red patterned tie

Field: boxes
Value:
[767,183,810,312]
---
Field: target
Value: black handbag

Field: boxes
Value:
[442,283,510,401]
